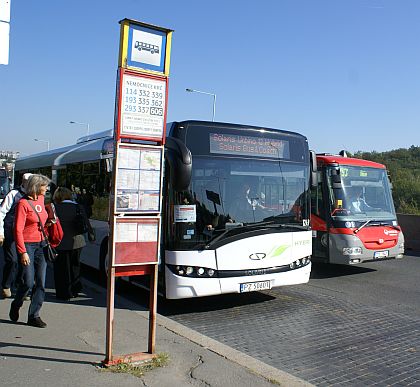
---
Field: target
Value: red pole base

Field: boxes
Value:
[102,352,157,367]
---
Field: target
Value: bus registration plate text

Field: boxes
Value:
[374,250,389,259]
[240,280,271,293]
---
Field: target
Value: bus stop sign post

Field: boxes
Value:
[103,19,173,367]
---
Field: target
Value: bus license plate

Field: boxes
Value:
[240,280,271,293]
[374,250,389,259]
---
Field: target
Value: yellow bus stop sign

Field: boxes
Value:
[118,18,173,76]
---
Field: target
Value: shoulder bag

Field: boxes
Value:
[26,199,58,263]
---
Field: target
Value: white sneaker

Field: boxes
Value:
[2,288,12,298]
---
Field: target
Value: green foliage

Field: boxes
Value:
[353,146,420,215]
[92,196,110,221]
[102,353,169,378]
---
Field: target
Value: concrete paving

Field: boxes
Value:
[0,271,312,387]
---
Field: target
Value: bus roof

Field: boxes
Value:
[316,154,386,169]
[168,120,308,141]
[15,130,113,171]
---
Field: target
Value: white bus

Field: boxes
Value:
[14,120,317,299]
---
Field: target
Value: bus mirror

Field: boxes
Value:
[105,158,113,173]
[332,174,342,188]
[310,150,318,188]
[331,168,342,188]
[165,137,192,191]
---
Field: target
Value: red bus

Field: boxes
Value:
[311,152,404,265]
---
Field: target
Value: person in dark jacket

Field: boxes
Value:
[52,187,92,300]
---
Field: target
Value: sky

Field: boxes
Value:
[1,0,420,157]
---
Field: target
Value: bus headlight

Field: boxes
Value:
[289,257,311,269]
[343,247,362,255]
[168,264,218,278]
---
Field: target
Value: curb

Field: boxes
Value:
[136,310,313,387]
[84,278,313,386]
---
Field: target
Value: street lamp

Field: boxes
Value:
[34,138,50,151]
[70,120,90,135]
[186,88,216,121]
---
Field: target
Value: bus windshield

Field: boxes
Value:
[328,165,396,219]
[171,156,310,249]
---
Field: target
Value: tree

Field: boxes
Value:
[353,146,420,215]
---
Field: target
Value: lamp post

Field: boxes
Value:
[34,138,50,151]
[70,120,90,135]
[186,88,216,121]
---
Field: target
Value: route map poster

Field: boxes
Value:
[115,144,163,213]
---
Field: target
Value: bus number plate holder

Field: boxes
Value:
[240,280,271,293]
[374,250,389,259]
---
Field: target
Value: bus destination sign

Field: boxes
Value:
[209,133,289,159]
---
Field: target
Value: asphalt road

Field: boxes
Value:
[2,248,419,386]
[156,253,420,386]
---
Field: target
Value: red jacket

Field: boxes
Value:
[14,195,48,254]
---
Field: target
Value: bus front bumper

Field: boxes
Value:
[164,262,311,300]
[329,233,405,265]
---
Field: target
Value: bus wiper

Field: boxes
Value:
[203,223,273,249]
[203,221,308,250]
[354,219,373,234]
[262,213,296,222]
[203,225,244,249]
[277,223,309,231]
[354,219,399,234]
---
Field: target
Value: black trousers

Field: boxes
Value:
[1,237,18,290]
[53,248,83,300]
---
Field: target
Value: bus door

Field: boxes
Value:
[311,168,330,262]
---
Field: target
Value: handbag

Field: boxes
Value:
[26,199,58,263]
[43,242,58,263]
[45,203,64,247]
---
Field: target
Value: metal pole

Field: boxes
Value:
[212,94,216,122]
[186,88,217,122]
[34,139,50,151]
[70,121,90,136]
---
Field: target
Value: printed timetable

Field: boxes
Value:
[119,72,167,140]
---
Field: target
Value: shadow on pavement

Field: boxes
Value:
[0,339,102,356]
[0,340,102,365]
[405,249,420,257]
[159,291,276,317]
[310,262,376,279]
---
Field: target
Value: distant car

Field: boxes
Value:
[134,41,160,55]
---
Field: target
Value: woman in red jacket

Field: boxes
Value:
[9,174,50,328]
